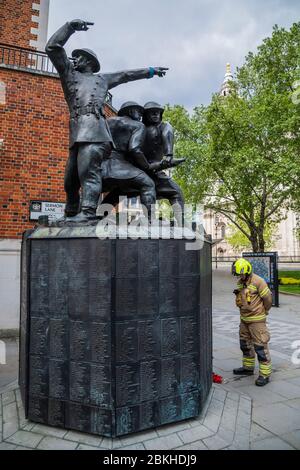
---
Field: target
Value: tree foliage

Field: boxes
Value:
[165,23,300,252]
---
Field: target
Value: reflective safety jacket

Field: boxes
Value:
[235,273,272,323]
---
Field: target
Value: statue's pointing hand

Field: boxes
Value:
[153,67,169,77]
[70,19,94,31]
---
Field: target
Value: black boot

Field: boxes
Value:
[65,208,97,224]
[255,376,270,386]
[233,367,254,376]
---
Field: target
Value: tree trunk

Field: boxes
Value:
[258,229,265,252]
[250,233,259,252]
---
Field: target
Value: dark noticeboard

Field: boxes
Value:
[242,252,279,307]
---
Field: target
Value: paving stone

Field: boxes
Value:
[144,434,183,450]
[16,402,26,428]
[203,434,230,450]
[216,426,235,444]
[190,418,205,428]
[6,430,43,448]
[238,397,252,414]
[251,437,295,450]
[0,442,17,450]
[236,385,286,405]
[119,430,158,446]
[99,437,123,449]
[15,446,33,450]
[207,407,223,421]
[3,401,18,423]
[223,398,239,413]
[15,389,22,404]
[64,430,101,446]
[156,421,191,437]
[219,411,237,432]
[226,391,240,402]
[21,423,35,432]
[212,388,227,403]
[236,411,251,431]
[266,381,300,400]
[178,425,214,444]
[2,391,15,406]
[175,440,207,450]
[231,441,249,450]
[274,370,300,381]
[253,402,300,435]
[202,412,221,432]
[209,399,225,415]
[32,424,68,438]
[231,434,250,450]
[250,423,274,442]
[285,398,300,411]
[38,436,78,450]
[280,430,300,450]
[118,443,145,451]
[198,397,213,424]
[2,402,19,439]
[236,425,251,438]
[3,422,19,440]
[77,444,100,450]
[287,377,300,387]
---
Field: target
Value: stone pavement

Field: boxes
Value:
[0,265,299,450]
[0,383,251,450]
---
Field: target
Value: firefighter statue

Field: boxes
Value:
[45,19,168,223]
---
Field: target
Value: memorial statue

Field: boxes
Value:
[45,19,168,223]
[143,102,185,225]
[101,101,167,220]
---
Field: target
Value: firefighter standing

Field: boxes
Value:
[232,258,272,386]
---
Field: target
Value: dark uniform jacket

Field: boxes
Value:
[46,22,153,148]
[144,121,174,163]
[102,117,149,180]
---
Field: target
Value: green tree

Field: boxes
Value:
[165,23,300,252]
[225,220,280,252]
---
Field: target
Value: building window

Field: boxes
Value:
[221,224,226,239]
[0,82,6,105]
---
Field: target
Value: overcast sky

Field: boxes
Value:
[48,0,300,112]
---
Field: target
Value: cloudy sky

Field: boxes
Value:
[48,0,300,112]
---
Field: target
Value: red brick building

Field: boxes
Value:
[0,0,115,332]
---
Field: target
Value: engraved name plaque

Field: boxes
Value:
[21,228,212,437]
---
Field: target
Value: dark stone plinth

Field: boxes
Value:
[20,226,212,437]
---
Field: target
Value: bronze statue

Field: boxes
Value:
[143,102,185,224]
[101,102,165,219]
[45,19,168,223]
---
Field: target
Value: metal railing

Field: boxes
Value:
[0,43,113,105]
[0,43,56,74]
[212,256,300,264]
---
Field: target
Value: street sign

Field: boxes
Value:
[29,200,65,222]
[242,252,279,307]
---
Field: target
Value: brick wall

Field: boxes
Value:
[0,0,40,49]
[0,67,115,238]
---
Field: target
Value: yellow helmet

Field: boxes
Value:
[231,258,252,276]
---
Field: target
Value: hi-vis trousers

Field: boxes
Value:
[239,321,272,377]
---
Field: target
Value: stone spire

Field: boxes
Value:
[220,62,233,97]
